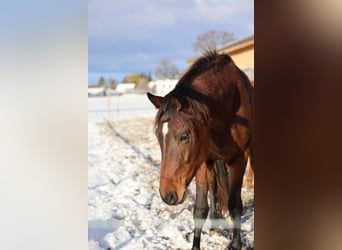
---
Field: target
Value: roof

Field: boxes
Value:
[217,34,254,53]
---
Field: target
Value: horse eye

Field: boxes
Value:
[179,134,188,142]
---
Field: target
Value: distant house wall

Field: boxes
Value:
[222,40,254,70]
[116,83,136,94]
[148,79,178,96]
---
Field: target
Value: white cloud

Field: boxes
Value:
[193,0,251,22]
[89,0,253,40]
[88,0,254,82]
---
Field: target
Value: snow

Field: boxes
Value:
[88,94,156,122]
[88,95,254,249]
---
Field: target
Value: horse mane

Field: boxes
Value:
[179,50,232,84]
[154,50,232,128]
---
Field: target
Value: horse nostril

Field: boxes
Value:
[163,190,178,205]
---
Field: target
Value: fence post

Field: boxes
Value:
[106,89,111,120]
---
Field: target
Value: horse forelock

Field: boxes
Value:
[154,94,186,133]
[154,91,208,135]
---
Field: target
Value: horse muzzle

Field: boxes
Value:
[159,175,187,205]
[159,188,186,206]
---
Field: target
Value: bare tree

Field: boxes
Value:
[192,30,235,53]
[155,59,179,79]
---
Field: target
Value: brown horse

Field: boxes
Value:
[147,50,254,250]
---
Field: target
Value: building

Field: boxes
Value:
[188,34,254,85]
[217,34,254,84]
[88,87,105,97]
[116,83,136,94]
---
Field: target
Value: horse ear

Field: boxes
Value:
[174,97,185,112]
[147,92,163,109]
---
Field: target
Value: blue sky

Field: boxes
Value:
[88,0,254,85]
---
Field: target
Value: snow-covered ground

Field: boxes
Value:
[88,95,254,249]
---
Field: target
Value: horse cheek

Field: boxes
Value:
[182,146,191,163]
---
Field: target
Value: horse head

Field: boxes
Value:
[147,92,209,205]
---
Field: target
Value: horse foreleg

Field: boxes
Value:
[227,153,247,250]
[209,160,228,230]
[207,160,220,220]
[247,140,255,191]
[245,159,254,190]
[192,162,209,250]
